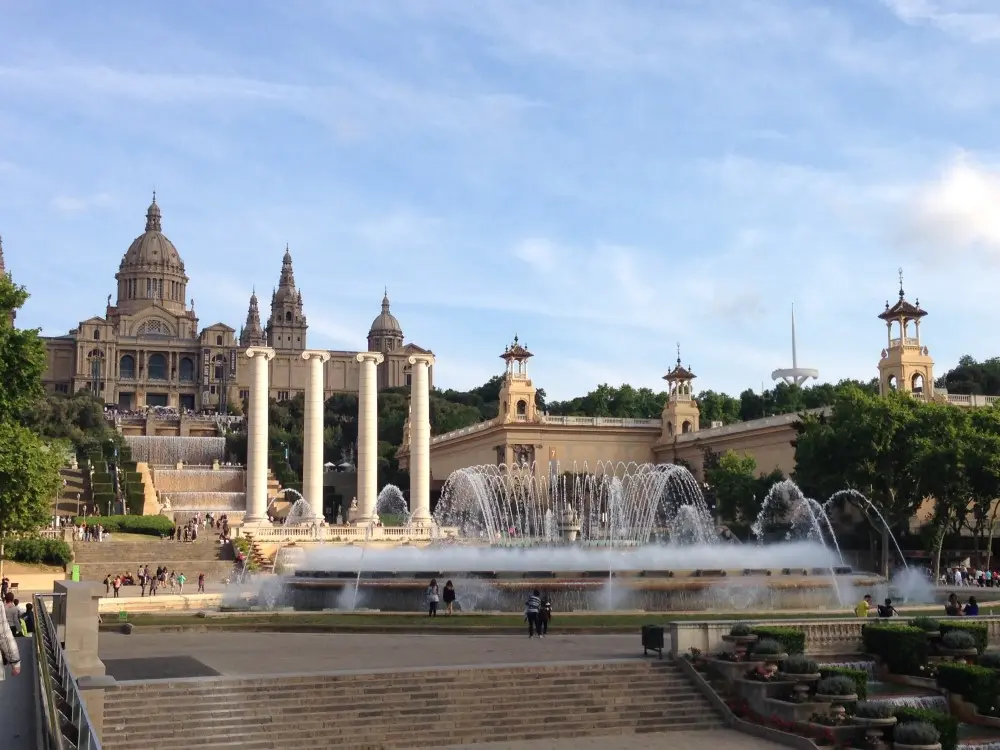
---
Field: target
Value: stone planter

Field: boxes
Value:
[775,672,822,683]
[894,744,941,750]
[937,647,978,662]
[756,653,789,666]
[815,692,858,704]
[764,697,831,723]
[852,717,897,729]
[722,634,758,646]
[709,657,765,685]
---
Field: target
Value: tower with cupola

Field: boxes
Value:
[661,344,700,436]
[878,269,934,397]
[498,335,538,424]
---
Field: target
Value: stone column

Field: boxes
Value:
[301,350,331,523]
[53,581,110,739]
[244,346,276,524]
[355,352,384,524]
[408,354,435,525]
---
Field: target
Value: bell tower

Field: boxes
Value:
[498,335,538,424]
[878,269,934,397]
[661,344,700,437]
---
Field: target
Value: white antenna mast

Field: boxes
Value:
[771,303,819,387]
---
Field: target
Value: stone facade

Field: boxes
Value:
[39,197,432,410]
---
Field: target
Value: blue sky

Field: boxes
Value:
[2,0,1000,401]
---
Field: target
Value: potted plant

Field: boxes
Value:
[751,637,788,665]
[893,720,941,750]
[815,675,859,704]
[910,617,941,638]
[851,701,897,728]
[721,622,758,659]
[777,655,822,701]
[938,629,978,660]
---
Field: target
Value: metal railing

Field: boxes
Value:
[33,593,102,750]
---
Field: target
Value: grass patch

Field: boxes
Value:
[112,607,968,633]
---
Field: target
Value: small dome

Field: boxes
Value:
[369,291,402,335]
[119,195,185,272]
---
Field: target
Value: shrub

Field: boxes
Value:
[862,624,928,676]
[751,626,805,655]
[894,708,957,750]
[781,655,819,674]
[936,662,998,716]
[729,622,753,637]
[941,630,977,651]
[72,515,174,537]
[819,666,869,700]
[979,652,1000,670]
[910,617,940,632]
[816,675,858,696]
[752,638,783,656]
[939,622,987,653]
[894,721,940,746]
[3,536,73,566]
[854,701,895,719]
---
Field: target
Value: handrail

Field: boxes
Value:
[33,593,103,750]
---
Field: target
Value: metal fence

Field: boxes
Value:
[32,593,103,750]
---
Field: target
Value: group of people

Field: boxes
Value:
[74,522,107,542]
[855,592,980,618]
[423,580,554,638]
[944,567,1000,588]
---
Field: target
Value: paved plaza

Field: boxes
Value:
[98,632,646,678]
[443,729,787,749]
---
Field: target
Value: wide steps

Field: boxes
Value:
[103,661,720,750]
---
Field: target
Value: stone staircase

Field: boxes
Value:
[55,466,89,517]
[72,538,236,583]
[102,660,722,750]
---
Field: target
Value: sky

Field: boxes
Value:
[2,0,1000,401]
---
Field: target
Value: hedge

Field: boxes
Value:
[936,662,998,716]
[940,621,988,653]
[750,626,805,655]
[73,515,174,536]
[862,624,928,676]
[819,666,868,699]
[3,536,73,566]
[893,707,958,750]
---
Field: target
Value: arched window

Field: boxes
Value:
[285,311,292,322]
[886,374,898,391]
[682,421,692,434]
[666,421,674,436]
[216,335,223,346]
[93,329,100,340]
[119,355,135,379]
[911,373,925,394]
[214,354,226,381]
[148,353,167,380]
[178,357,195,382]
[516,400,527,416]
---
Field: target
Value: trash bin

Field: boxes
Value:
[641,624,664,659]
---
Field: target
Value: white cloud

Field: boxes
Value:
[899,153,1000,259]
[50,192,115,215]
[882,0,1000,42]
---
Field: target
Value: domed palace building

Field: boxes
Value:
[40,196,432,415]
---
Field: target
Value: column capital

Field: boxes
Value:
[246,346,277,361]
[356,352,385,366]
[301,349,331,363]
[407,353,436,367]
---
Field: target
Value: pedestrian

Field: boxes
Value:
[426,578,440,617]
[177,572,186,593]
[0,598,20,679]
[443,580,456,615]
[112,575,121,598]
[539,591,553,637]
[525,589,541,638]
[197,572,205,593]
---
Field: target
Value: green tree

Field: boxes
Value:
[705,451,758,522]
[0,273,64,575]
[939,355,1000,396]
[966,407,1000,568]
[23,390,122,455]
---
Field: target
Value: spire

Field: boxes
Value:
[381,288,391,313]
[771,302,818,387]
[898,266,905,301]
[240,288,265,347]
[278,244,296,290]
[675,342,681,368]
[145,192,162,232]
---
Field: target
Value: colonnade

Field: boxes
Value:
[241,346,435,527]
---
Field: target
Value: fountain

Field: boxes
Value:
[266,488,306,521]
[283,497,314,526]
[125,436,225,465]
[285,463,881,613]
[376,484,409,525]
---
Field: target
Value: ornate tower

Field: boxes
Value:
[497,335,538,424]
[661,344,700,436]
[878,269,933,397]
[239,289,266,348]
[114,194,190,316]
[367,289,404,354]
[266,245,307,352]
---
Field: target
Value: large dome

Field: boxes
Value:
[118,196,185,273]
[369,292,402,334]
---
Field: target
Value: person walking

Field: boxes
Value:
[442,580,456,616]
[426,579,440,617]
[525,589,542,638]
[0,600,20,679]
[539,591,553,637]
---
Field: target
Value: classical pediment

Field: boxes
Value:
[202,322,236,333]
[397,342,432,355]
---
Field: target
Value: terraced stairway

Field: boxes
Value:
[56,466,89,517]
[102,659,722,750]
[72,537,236,582]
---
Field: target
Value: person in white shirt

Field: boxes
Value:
[1,595,21,679]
